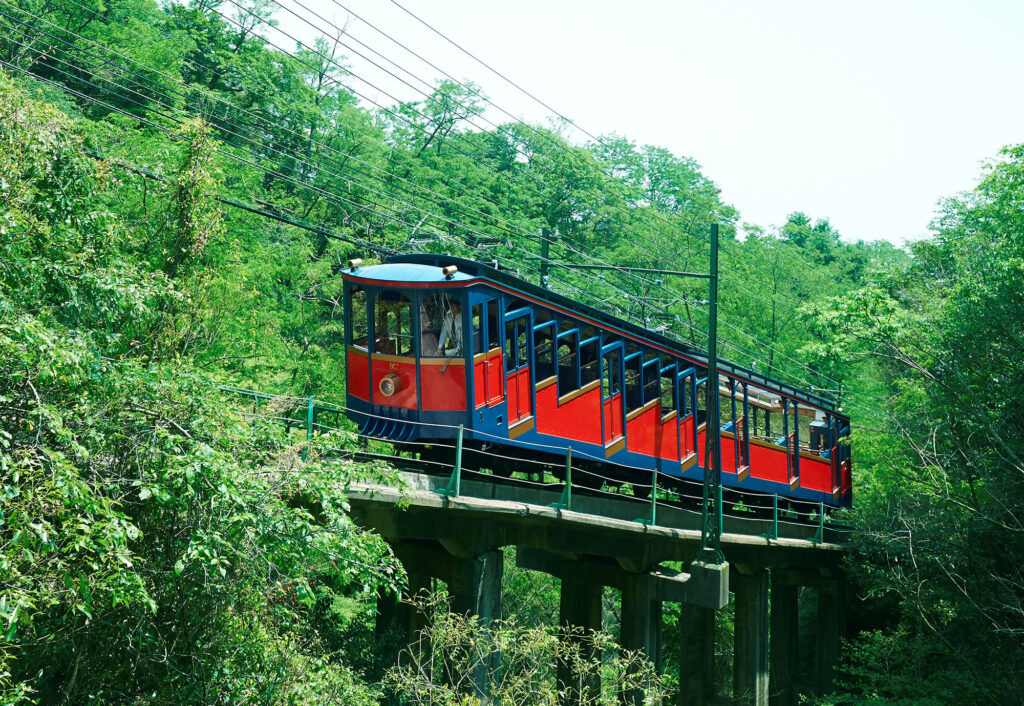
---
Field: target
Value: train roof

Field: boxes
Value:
[344,262,476,283]
[354,254,843,417]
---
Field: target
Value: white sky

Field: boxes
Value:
[279,0,1024,245]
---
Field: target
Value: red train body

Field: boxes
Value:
[342,255,852,508]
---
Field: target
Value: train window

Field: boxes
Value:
[695,379,708,426]
[471,304,483,354]
[375,291,414,356]
[602,349,621,397]
[420,292,462,357]
[505,319,515,369]
[624,354,643,411]
[349,287,368,350]
[517,327,529,367]
[660,364,676,417]
[680,375,693,416]
[487,300,500,350]
[557,331,579,396]
[642,359,660,404]
[580,338,599,386]
[534,323,555,380]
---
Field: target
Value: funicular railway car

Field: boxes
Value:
[341,254,852,508]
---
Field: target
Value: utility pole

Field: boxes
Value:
[539,227,551,288]
[699,223,724,563]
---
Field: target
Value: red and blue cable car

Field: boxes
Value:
[342,254,852,508]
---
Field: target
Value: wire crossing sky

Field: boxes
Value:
[282,0,1024,245]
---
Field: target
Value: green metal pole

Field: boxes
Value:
[566,446,572,510]
[540,227,551,289]
[454,424,463,497]
[549,446,573,511]
[772,495,779,540]
[700,223,724,563]
[650,469,657,525]
[306,395,315,441]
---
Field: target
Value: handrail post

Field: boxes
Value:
[772,494,779,540]
[306,395,315,441]
[436,425,464,498]
[650,469,657,525]
[813,500,825,543]
[550,446,573,511]
[565,447,572,510]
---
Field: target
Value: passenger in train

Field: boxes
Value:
[419,300,439,356]
[438,299,463,356]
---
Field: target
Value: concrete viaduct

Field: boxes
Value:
[350,472,848,705]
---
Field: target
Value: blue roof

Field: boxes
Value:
[345,262,476,284]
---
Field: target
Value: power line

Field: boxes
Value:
[2,5,880,416]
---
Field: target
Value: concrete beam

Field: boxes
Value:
[516,548,728,610]
[769,573,799,706]
[733,569,770,706]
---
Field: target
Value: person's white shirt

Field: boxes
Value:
[438,307,463,356]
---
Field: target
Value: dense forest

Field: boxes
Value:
[2,0,1023,703]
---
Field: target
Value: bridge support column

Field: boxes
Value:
[733,569,769,706]
[620,572,654,705]
[769,572,799,706]
[678,603,716,706]
[448,549,504,702]
[815,579,845,695]
[558,571,603,705]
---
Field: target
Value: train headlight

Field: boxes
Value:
[379,373,401,397]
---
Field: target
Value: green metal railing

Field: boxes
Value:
[220,386,844,545]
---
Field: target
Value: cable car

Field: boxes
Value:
[341,255,852,508]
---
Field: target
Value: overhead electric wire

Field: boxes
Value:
[3,3,880,417]
[368,0,865,365]
[262,0,874,406]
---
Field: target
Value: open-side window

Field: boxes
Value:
[660,358,677,418]
[556,323,579,396]
[348,286,368,350]
[642,355,660,405]
[580,335,599,387]
[374,290,413,356]
[624,352,644,411]
[534,311,555,381]
[419,291,461,357]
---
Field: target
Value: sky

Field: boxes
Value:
[277,0,1024,245]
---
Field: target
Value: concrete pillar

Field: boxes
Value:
[815,580,845,695]
[620,573,654,706]
[448,549,504,703]
[678,603,715,706]
[769,574,799,706]
[651,600,664,674]
[406,571,432,647]
[733,570,769,706]
[375,586,400,640]
[558,572,603,705]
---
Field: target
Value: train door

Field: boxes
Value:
[471,296,504,409]
[602,342,625,449]
[678,367,696,458]
[504,307,533,425]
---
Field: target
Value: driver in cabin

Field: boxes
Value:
[437,300,463,357]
